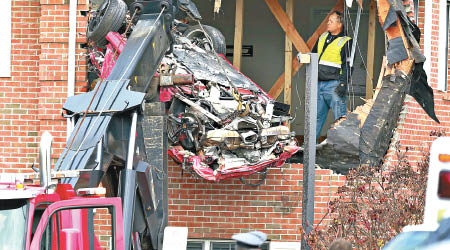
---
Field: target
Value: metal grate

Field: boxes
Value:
[187,241,204,250]
[187,240,269,250]
[211,242,235,250]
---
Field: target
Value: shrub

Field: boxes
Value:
[305,130,447,249]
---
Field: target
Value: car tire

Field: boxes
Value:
[87,0,128,48]
[183,24,227,55]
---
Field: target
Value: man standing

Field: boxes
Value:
[300,11,352,141]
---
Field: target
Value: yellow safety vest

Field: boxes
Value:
[317,32,351,70]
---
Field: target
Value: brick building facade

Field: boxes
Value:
[0,0,449,247]
[0,0,89,172]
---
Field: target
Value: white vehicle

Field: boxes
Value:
[424,136,450,225]
[383,137,450,250]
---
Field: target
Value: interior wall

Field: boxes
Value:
[192,0,385,137]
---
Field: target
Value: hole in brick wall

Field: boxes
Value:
[80,11,88,17]
[80,43,89,49]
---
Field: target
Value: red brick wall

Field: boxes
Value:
[94,208,113,250]
[39,0,89,161]
[425,0,439,88]
[0,0,88,172]
[0,0,40,171]
[168,162,346,241]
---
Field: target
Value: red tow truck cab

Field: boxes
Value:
[0,180,124,250]
[0,132,124,250]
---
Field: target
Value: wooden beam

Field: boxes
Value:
[268,0,344,98]
[366,0,376,99]
[284,0,294,110]
[233,0,244,70]
[373,57,387,100]
[265,0,309,53]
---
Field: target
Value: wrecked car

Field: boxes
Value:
[86,1,299,183]
[164,37,299,182]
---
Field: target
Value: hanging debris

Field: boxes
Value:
[360,0,438,167]
[165,36,299,181]
[318,0,439,170]
[88,26,299,182]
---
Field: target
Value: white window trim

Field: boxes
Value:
[423,0,433,82]
[0,0,11,77]
[437,0,449,91]
[163,227,188,250]
[187,239,236,250]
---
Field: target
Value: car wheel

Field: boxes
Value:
[184,24,227,55]
[87,0,128,48]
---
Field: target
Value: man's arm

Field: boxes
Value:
[340,40,352,84]
[336,40,352,97]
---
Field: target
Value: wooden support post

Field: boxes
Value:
[233,0,244,70]
[268,0,344,98]
[366,0,376,99]
[284,0,294,111]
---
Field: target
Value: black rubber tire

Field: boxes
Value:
[87,0,128,48]
[183,24,227,55]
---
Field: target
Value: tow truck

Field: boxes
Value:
[0,132,125,250]
[49,1,202,250]
[1,0,297,249]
